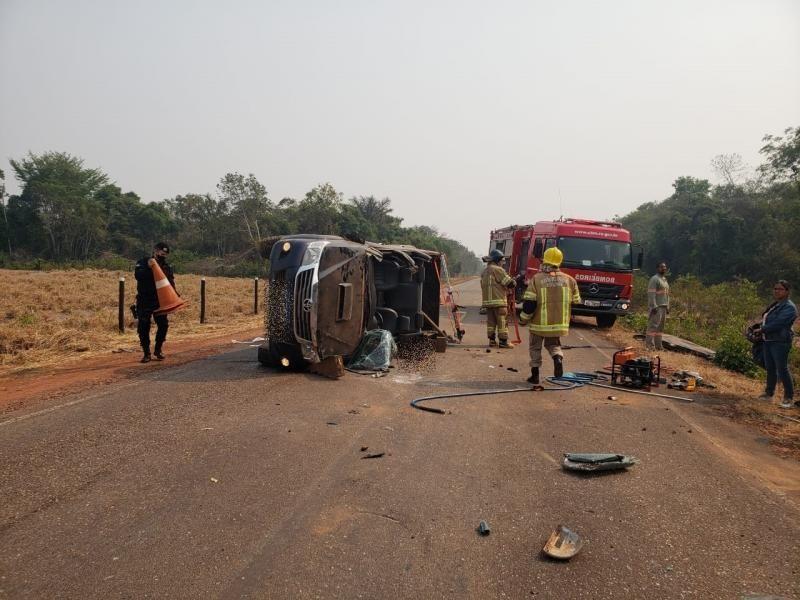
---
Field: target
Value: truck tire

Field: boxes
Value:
[596,314,617,328]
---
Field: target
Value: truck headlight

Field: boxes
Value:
[281,241,291,253]
[301,242,326,266]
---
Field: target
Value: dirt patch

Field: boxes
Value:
[713,394,800,460]
[0,327,263,415]
[0,268,264,375]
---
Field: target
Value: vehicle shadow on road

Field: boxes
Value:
[143,347,310,383]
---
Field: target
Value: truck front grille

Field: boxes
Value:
[293,268,313,342]
[578,282,624,299]
[266,271,293,343]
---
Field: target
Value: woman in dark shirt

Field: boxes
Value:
[759,280,798,409]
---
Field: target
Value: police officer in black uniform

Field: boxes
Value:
[135,242,176,363]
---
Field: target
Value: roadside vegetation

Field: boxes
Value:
[610,126,800,456]
[0,158,482,278]
[0,269,263,375]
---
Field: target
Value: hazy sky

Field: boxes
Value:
[1,0,798,255]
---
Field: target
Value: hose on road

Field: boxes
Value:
[409,378,582,414]
[410,370,693,414]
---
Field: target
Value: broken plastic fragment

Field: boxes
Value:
[562,453,638,472]
[543,524,583,560]
[477,520,491,536]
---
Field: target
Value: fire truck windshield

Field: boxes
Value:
[557,236,632,271]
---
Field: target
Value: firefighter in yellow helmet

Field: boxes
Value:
[481,249,517,348]
[519,246,581,384]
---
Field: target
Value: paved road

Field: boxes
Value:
[1,279,798,599]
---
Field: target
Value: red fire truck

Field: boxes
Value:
[489,219,642,328]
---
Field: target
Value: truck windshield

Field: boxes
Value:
[557,236,632,271]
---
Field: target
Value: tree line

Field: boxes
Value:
[0,155,483,276]
[618,126,799,289]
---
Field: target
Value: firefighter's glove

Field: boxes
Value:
[522,300,537,315]
[506,279,517,289]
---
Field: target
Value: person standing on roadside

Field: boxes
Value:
[646,262,670,350]
[519,247,581,384]
[480,249,517,348]
[134,242,176,363]
[759,280,797,409]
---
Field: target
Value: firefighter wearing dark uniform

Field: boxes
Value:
[135,242,176,363]
[519,247,581,384]
[481,249,516,348]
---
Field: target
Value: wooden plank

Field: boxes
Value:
[660,333,716,360]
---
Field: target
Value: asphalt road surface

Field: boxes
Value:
[1,279,798,599]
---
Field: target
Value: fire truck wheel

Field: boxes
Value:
[596,314,617,328]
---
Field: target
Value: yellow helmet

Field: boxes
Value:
[542,247,563,267]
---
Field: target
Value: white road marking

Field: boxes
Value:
[0,380,141,427]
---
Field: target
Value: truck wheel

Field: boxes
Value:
[596,314,617,328]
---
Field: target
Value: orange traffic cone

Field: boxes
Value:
[150,260,187,315]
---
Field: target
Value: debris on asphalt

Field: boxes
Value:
[562,453,638,472]
[671,369,716,389]
[507,367,519,373]
[382,426,394,432]
[309,355,345,379]
[347,329,396,372]
[361,452,385,459]
[326,421,338,426]
[607,395,617,401]
[477,520,491,536]
[542,525,583,560]
[360,446,369,452]
[210,477,219,483]
[485,349,491,353]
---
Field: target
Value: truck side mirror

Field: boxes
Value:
[636,251,644,269]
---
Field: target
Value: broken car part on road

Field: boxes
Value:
[542,525,584,560]
[562,453,639,472]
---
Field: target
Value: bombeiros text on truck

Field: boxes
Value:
[489,218,643,328]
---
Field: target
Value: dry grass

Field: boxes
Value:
[0,269,263,375]
[600,321,800,459]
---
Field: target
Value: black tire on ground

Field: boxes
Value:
[596,314,617,328]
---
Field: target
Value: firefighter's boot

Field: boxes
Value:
[488,336,497,347]
[553,355,564,378]
[140,353,151,364]
[498,339,512,349]
[154,343,165,361]
[527,367,540,385]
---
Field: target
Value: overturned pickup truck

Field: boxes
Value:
[258,235,443,369]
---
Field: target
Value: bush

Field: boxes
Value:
[712,325,760,376]
[622,312,648,333]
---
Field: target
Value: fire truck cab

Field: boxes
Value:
[489,219,642,328]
